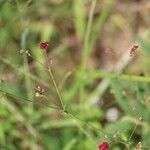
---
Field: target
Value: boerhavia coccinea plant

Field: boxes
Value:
[40,41,50,50]
[17,42,150,150]
[98,141,109,150]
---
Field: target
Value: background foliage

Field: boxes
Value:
[0,0,150,149]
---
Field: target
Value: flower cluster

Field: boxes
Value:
[40,41,50,50]
[98,141,109,150]
[130,44,139,57]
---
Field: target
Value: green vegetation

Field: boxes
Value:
[0,0,150,149]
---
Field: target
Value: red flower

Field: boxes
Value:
[40,41,50,50]
[129,44,139,57]
[98,142,109,150]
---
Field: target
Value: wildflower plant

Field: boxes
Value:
[1,40,150,149]
[0,0,150,149]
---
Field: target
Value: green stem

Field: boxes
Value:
[65,109,127,146]
[88,70,150,83]
[81,0,97,69]
[78,0,97,101]
[0,88,59,110]
[44,51,64,111]
[128,118,140,142]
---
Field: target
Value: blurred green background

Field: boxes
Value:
[0,0,150,149]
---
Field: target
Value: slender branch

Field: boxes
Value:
[44,51,64,111]
[65,110,127,146]
[0,88,59,110]
[128,118,141,142]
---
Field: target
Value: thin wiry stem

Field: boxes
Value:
[66,111,127,146]
[22,50,65,110]
[128,118,141,142]
[29,55,48,70]
[42,95,60,109]
[67,111,111,135]
[0,57,49,88]
[0,89,60,110]
[44,51,64,111]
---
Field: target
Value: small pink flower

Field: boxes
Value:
[98,141,109,150]
[40,41,50,50]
